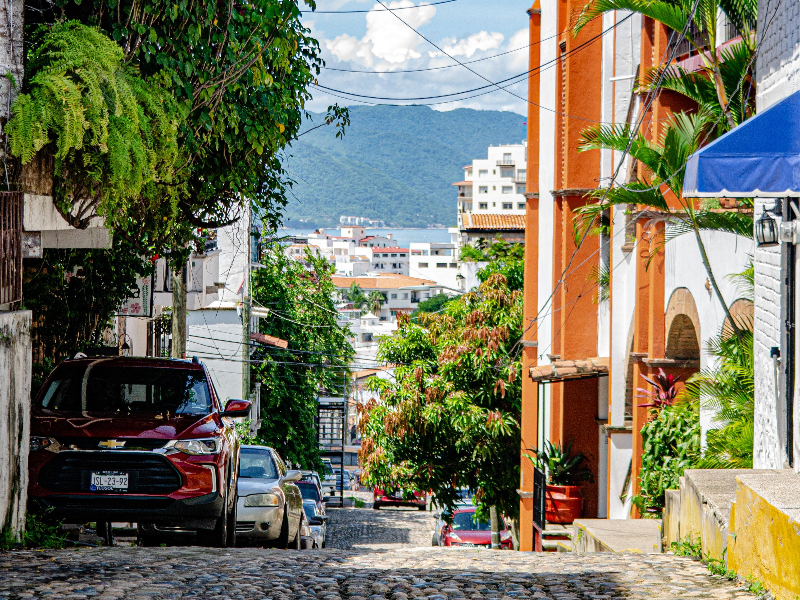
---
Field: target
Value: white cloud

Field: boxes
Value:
[440,31,504,58]
[324,1,436,67]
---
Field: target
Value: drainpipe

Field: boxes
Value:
[785,199,796,468]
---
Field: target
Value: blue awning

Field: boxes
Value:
[684,91,800,198]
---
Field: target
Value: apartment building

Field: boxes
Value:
[409,242,460,290]
[454,143,527,253]
[331,274,445,322]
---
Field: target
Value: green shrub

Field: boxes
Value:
[632,400,700,517]
[0,513,67,550]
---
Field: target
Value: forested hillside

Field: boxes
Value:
[281,105,525,228]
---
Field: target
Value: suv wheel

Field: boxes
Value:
[202,490,229,547]
[136,524,159,547]
[289,516,302,550]
[226,494,237,548]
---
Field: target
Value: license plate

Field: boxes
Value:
[90,471,129,491]
[392,491,403,499]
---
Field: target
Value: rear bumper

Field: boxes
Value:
[30,491,224,528]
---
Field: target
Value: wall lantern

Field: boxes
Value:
[756,210,779,247]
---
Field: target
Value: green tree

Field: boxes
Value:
[21,0,348,255]
[572,0,757,129]
[682,264,754,468]
[412,293,452,316]
[249,244,354,469]
[346,283,368,311]
[359,272,523,521]
[367,291,385,315]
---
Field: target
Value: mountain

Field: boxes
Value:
[281,105,526,229]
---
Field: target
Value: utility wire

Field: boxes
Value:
[302,0,458,14]
[315,13,632,122]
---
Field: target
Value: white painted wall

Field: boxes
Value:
[186,309,246,403]
[753,0,800,470]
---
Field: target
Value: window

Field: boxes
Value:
[518,203,526,210]
[500,168,514,178]
[392,263,397,269]
[419,262,428,268]
[492,186,496,191]
[449,263,457,268]
[402,293,409,299]
[383,253,389,257]
[478,186,488,194]
[437,263,447,268]
[466,169,473,178]
[479,169,488,177]
[517,169,526,180]
[517,186,526,194]
[423,250,429,255]
[503,153,512,163]
[432,250,439,255]
[391,293,397,299]
[391,253,397,257]
[502,186,513,194]
[479,203,488,210]
[502,203,513,210]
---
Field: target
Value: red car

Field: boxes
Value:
[373,485,426,510]
[28,356,250,547]
[439,507,513,549]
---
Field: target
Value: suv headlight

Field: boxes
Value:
[244,493,280,507]
[30,437,56,452]
[167,438,222,455]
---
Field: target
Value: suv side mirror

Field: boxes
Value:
[221,399,251,418]
[284,469,302,483]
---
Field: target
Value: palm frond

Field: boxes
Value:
[571,0,688,38]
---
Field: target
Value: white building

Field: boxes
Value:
[454,143,527,253]
[409,241,459,290]
[332,274,445,323]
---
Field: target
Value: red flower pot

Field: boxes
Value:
[545,485,583,524]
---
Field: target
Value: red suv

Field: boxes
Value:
[28,357,250,547]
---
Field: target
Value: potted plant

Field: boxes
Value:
[525,440,594,524]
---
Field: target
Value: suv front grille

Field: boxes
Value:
[39,452,182,494]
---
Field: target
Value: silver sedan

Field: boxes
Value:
[235,445,304,548]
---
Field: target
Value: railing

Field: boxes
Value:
[516,174,527,183]
[496,159,515,166]
[0,192,23,306]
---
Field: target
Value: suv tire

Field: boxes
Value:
[202,490,229,547]
[289,516,301,550]
[373,502,380,510]
[274,510,289,549]
[226,494,237,548]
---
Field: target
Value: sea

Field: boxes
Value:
[272,227,452,248]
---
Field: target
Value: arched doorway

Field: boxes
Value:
[665,288,701,361]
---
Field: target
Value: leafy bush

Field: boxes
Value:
[413,293,452,316]
[632,400,700,517]
[0,513,67,550]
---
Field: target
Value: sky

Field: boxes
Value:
[303,0,534,115]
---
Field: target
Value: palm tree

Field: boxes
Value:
[346,283,367,311]
[575,111,751,334]
[572,0,757,130]
[681,262,754,468]
[367,291,385,315]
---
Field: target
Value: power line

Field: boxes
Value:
[314,13,632,122]
[302,0,458,14]
[320,26,573,74]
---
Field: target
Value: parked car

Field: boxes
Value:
[234,445,305,548]
[300,470,323,497]
[438,507,512,549]
[373,485,426,510]
[297,477,325,516]
[299,514,316,549]
[321,461,336,497]
[331,468,352,492]
[303,499,329,548]
[27,357,249,547]
[431,501,473,546]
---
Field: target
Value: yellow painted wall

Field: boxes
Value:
[729,479,800,600]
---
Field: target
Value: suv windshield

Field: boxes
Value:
[239,448,279,479]
[40,363,212,415]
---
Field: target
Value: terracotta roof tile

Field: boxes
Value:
[465,213,525,230]
[332,274,437,290]
[250,331,289,349]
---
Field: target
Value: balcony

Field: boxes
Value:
[496,159,515,166]
[515,173,527,183]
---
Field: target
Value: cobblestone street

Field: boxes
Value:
[0,504,758,600]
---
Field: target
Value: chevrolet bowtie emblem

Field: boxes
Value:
[98,439,126,449]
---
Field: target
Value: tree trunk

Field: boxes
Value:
[692,225,741,337]
[171,265,186,359]
[489,505,501,549]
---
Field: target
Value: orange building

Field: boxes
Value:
[517,2,754,551]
